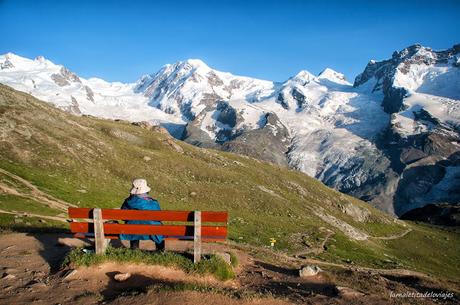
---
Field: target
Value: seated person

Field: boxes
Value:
[120,178,165,251]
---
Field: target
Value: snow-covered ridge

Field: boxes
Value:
[1,44,459,215]
[0,53,181,124]
[354,44,460,137]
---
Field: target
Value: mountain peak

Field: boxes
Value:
[183,58,208,68]
[35,55,46,63]
[317,68,348,84]
[291,70,315,81]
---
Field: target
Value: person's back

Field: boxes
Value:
[119,179,165,251]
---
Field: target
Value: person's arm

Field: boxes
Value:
[149,199,161,211]
[121,198,129,210]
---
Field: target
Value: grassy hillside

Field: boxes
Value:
[0,84,459,281]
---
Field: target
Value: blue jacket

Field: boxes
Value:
[119,194,164,244]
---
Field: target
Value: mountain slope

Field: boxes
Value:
[1,45,459,216]
[1,84,459,281]
[354,44,460,215]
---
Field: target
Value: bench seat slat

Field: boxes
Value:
[74,233,226,242]
[68,208,227,223]
[70,222,227,237]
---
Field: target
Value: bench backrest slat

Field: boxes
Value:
[70,222,227,238]
[68,208,228,223]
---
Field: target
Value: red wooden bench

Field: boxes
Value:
[68,208,228,263]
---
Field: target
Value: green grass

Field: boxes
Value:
[0,212,67,233]
[63,246,235,281]
[382,222,460,280]
[0,194,61,216]
[0,172,33,194]
[229,252,239,268]
[315,223,460,281]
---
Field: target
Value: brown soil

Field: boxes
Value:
[0,233,457,305]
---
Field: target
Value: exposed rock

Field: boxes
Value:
[4,268,19,274]
[114,272,131,282]
[51,67,81,86]
[337,286,365,298]
[51,73,70,86]
[220,113,290,166]
[107,129,142,144]
[132,122,172,138]
[132,121,153,129]
[313,209,369,240]
[151,126,170,135]
[401,203,460,226]
[299,265,322,277]
[69,97,81,115]
[2,274,16,280]
[85,86,95,102]
[143,156,151,161]
[1,58,14,70]
[60,67,81,83]
[28,282,47,289]
[164,138,184,153]
[338,202,370,222]
[63,269,78,280]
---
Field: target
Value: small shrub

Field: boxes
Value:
[195,255,235,280]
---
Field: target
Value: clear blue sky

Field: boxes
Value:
[1,0,459,83]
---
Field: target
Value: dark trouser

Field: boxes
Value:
[130,240,140,249]
[130,240,165,251]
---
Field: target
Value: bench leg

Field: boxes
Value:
[93,208,107,255]
[194,211,202,263]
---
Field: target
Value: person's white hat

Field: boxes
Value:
[130,178,151,195]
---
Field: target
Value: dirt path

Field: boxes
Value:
[231,241,433,280]
[292,230,334,257]
[371,228,413,240]
[0,208,67,222]
[0,167,76,212]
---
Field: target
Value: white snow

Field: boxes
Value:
[394,61,460,100]
[392,92,460,137]
[1,50,459,191]
[0,53,182,125]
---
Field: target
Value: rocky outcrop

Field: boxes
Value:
[299,265,322,277]
[0,58,14,70]
[221,113,290,166]
[85,86,95,102]
[401,203,460,226]
[184,110,290,166]
[51,67,82,87]
[59,96,81,115]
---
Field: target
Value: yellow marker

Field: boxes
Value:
[270,238,277,247]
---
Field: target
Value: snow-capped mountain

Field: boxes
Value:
[354,44,460,215]
[1,44,459,216]
[0,53,181,124]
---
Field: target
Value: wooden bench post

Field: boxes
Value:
[93,208,108,255]
[194,210,202,263]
